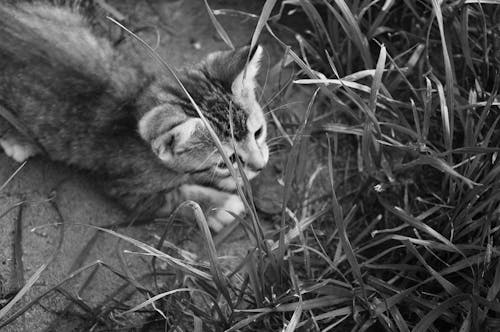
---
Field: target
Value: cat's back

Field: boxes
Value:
[0,2,145,134]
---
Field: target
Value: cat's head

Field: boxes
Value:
[139,45,269,191]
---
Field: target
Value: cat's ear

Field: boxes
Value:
[206,45,264,91]
[150,118,201,163]
[152,129,177,163]
[139,107,201,163]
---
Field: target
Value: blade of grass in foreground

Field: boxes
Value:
[0,259,157,327]
[422,77,433,142]
[249,0,277,55]
[203,0,234,49]
[432,75,452,155]
[368,44,386,133]
[464,0,500,2]
[1,207,66,326]
[457,8,476,76]
[0,161,27,192]
[379,199,461,252]
[0,105,45,154]
[412,294,470,332]
[325,53,379,132]
[95,0,126,21]
[327,137,366,300]
[411,99,422,143]
[186,201,232,310]
[265,24,356,120]
[398,155,478,188]
[278,89,319,273]
[228,107,265,250]
[119,288,203,316]
[13,203,24,291]
[225,312,269,332]
[404,241,460,296]
[297,0,335,57]
[322,0,373,68]
[431,0,456,147]
[236,295,350,313]
[0,263,48,321]
[284,260,302,332]
[474,78,498,142]
[94,225,212,280]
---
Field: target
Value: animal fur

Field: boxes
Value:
[0,2,269,229]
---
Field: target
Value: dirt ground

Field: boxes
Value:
[0,0,292,330]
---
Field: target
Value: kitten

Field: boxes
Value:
[0,2,269,231]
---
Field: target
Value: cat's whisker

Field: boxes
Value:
[267,137,288,144]
[209,166,219,186]
[258,48,271,104]
[266,143,288,149]
[268,149,284,156]
[193,149,218,172]
[260,76,294,109]
[264,101,304,115]
[268,144,285,151]
[264,138,298,146]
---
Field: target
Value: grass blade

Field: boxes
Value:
[322,0,373,68]
[380,199,460,252]
[186,201,232,308]
[404,241,460,295]
[327,137,366,299]
[0,161,27,192]
[399,155,478,188]
[369,44,387,117]
[430,0,456,147]
[0,263,48,321]
[249,0,277,53]
[412,294,470,332]
[203,0,234,49]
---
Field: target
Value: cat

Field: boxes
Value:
[0,1,269,231]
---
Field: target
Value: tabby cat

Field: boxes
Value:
[0,2,269,231]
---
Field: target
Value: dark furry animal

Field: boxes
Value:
[0,2,269,230]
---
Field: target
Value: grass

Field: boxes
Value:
[1,0,500,331]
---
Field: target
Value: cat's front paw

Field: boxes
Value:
[0,136,38,162]
[179,184,246,232]
[207,194,245,232]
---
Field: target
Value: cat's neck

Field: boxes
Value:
[133,77,180,121]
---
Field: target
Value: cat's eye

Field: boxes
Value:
[217,153,241,169]
[254,126,264,139]
[217,153,236,168]
[229,153,238,164]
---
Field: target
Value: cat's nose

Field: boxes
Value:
[246,157,266,172]
[229,150,266,173]
[250,166,263,172]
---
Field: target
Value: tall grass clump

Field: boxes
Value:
[265,0,500,331]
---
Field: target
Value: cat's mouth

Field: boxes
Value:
[216,169,261,191]
[217,177,241,191]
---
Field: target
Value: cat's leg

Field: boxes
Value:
[179,184,245,232]
[0,132,39,163]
